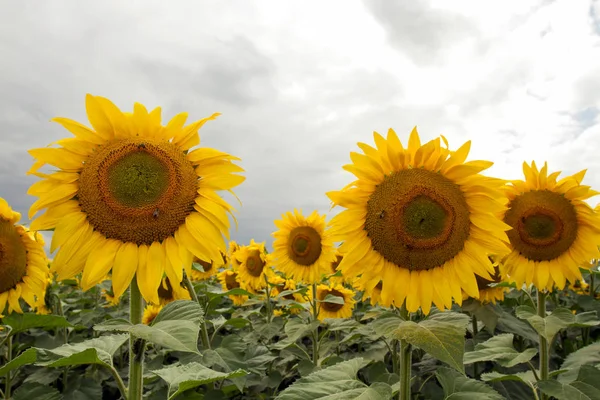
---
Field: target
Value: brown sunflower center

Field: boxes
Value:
[365,169,470,271]
[0,220,28,293]
[225,272,240,290]
[375,281,383,291]
[158,278,175,301]
[287,226,322,266]
[78,138,198,245]
[320,289,345,312]
[245,250,265,277]
[331,255,343,274]
[475,266,502,291]
[504,190,578,261]
[277,284,296,300]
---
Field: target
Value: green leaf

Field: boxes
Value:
[436,367,504,399]
[538,366,600,400]
[3,313,72,335]
[516,306,599,342]
[12,382,63,400]
[275,358,392,400]
[496,311,539,343]
[558,342,600,383]
[0,348,37,376]
[153,300,204,325]
[272,318,320,350]
[463,334,538,368]
[461,300,499,332]
[481,371,537,386]
[152,362,248,399]
[319,294,345,305]
[369,313,404,337]
[35,334,129,368]
[390,312,469,373]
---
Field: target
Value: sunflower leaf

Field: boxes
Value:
[151,362,248,400]
[12,382,63,400]
[274,358,392,400]
[0,348,37,376]
[516,306,599,342]
[319,294,345,305]
[464,333,538,368]
[34,334,129,368]
[2,313,72,335]
[557,342,600,383]
[390,311,469,373]
[153,299,204,325]
[538,366,600,400]
[436,367,504,399]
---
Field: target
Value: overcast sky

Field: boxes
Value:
[1,0,600,252]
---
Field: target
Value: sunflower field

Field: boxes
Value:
[1,95,600,400]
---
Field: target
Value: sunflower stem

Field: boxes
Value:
[537,289,549,400]
[471,314,479,379]
[183,271,211,350]
[399,305,412,400]
[128,278,145,400]
[311,283,320,366]
[5,335,12,399]
[590,267,596,297]
[109,364,128,400]
[265,274,272,324]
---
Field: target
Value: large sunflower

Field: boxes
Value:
[235,240,269,291]
[272,209,336,283]
[501,162,600,291]
[327,128,511,315]
[0,198,49,314]
[27,95,244,304]
[314,283,356,321]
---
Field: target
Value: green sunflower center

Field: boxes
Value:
[0,221,28,293]
[365,169,470,271]
[79,138,198,245]
[504,190,577,261]
[225,272,240,290]
[246,250,265,277]
[320,289,345,312]
[288,226,323,266]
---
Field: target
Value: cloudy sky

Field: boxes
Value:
[1,0,600,252]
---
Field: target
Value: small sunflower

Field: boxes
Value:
[190,252,225,282]
[27,95,244,304]
[501,162,600,291]
[229,240,241,269]
[314,283,356,321]
[272,209,336,283]
[0,197,49,314]
[462,257,508,304]
[157,276,191,305]
[354,276,383,307]
[217,269,248,306]
[235,240,269,291]
[570,279,589,296]
[328,249,352,284]
[102,288,121,307]
[327,127,511,314]
[269,274,305,303]
[142,304,163,325]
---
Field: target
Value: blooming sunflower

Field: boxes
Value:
[217,269,248,306]
[142,304,163,325]
[157,276,191,305]
[314,283,356,321]
[328,249,352,284]
[272,209,336,284]
[27,95,244,304]
[269,274,305,303]
[235,240,269,291]
[501,162,600,291]
[0,197,49,314]
[229,240,241,269]
[327,127,511,315]
[189,252,225,282]
[102,287,121,307]
[353,276,383,307]
[462,256,508,304]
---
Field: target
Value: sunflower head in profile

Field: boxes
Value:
[157,276,191,305]
[27,95,244,304]
[313,283,356,321]
[501,161,600,291]
[229,240,241,269]
[217,269,248,306]
[102,287,121,307]
[327,127,511,315]
[272,209,336,284]
[142,304,163,325]
[353,276,384,307]
[190,251,226,282]
[0,197,49,314]
[235,240,269,291]
[462,256,508,304]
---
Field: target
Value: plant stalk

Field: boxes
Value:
[472,314,479,378]
[5,335,12,399]
[265,274,272,324]
[183,271,211,350]
[128,278,145,400]
[311,283,319,366]
[399,305,412,400]
[109,365,128,400]
[537,289,549,400]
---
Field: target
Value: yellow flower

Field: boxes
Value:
[501,162,600,291]
[269,274,305,303]
[313,284,356,321]
[327,127,511,315]
[189,252,225,282]
[0,197,49,314]
[27,94,244,304]
[157,276,191,305]
[272,209,336,284]
[273,309,284,317]
[462,256,508,304]
[235,240,269,291]
[142,304,163,325]
[102,288,121,307]
[353,276,383,307]
[217,269,248,306]
[229,240,241,269]
[571,280,589,296]
[328,249,352,284]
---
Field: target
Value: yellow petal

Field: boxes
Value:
[138,242,164,304]
[85,94,114,140]
[112,242,139,299]
[81,240,122,290]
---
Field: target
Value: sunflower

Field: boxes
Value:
[462,256,508,304]
[0,197,49,314]
[327,127,511,315]
[314,283,356,321]
[142,304,163,325]
[235,240,269,291]
[501,162,600,291]
[157,276,191,305]
[328,249,351,284]
[269,274,305,303]
[217,269,248,306]
[229,240,241,269]
[102,288,121,307]
[272,209,336,284]
[571,279,589,296]
[27,95,244,304]
[189,252,226,282]
[353,276,383,307]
